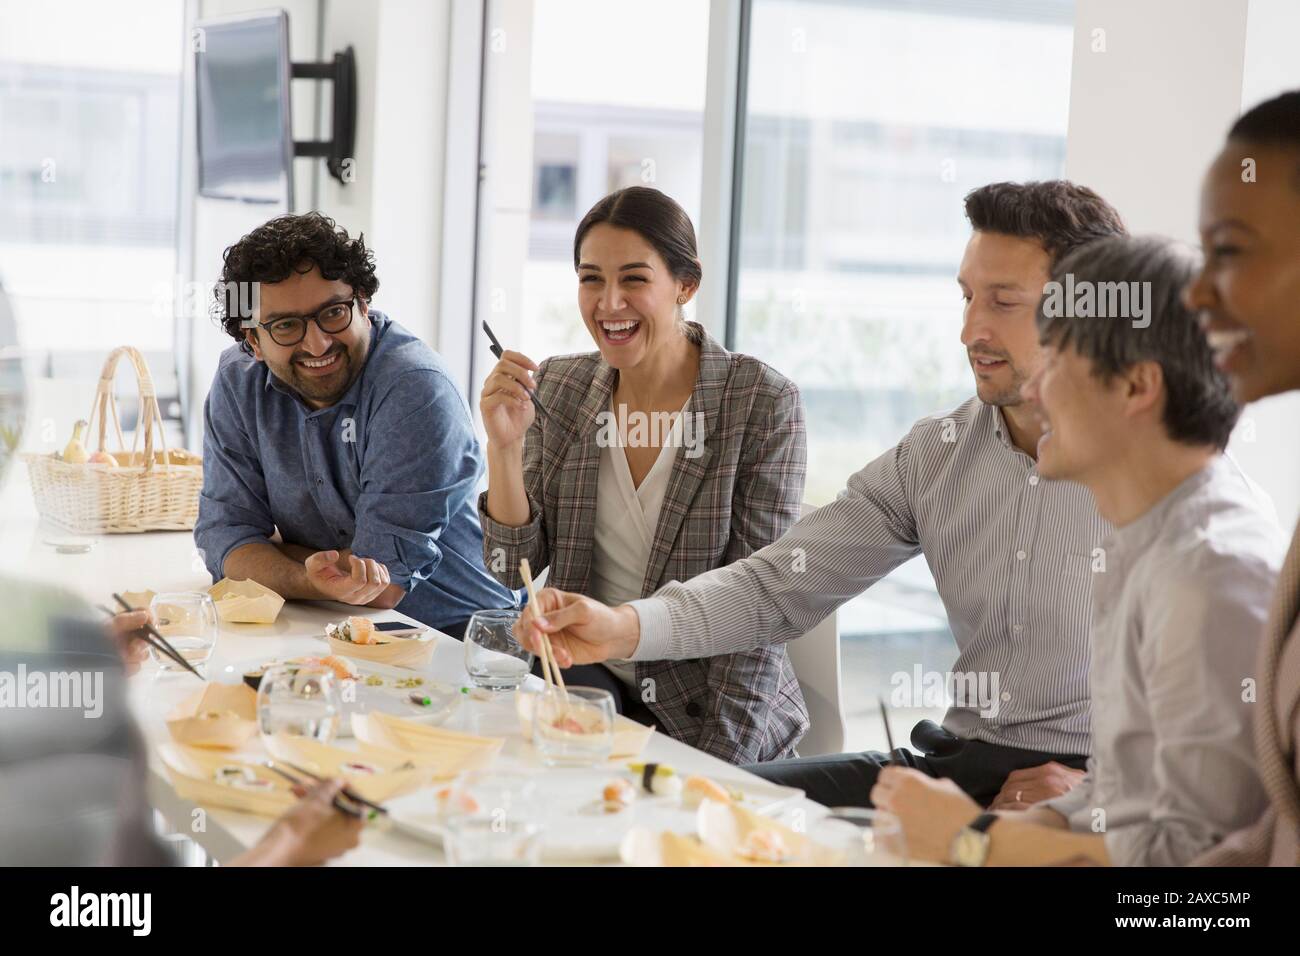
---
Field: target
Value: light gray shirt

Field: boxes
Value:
[1042,455,1280,866]
[631,397,1109,756]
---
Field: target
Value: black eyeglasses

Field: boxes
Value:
[257,298,356,347]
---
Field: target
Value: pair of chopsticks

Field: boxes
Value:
[519,559,568,707]
[263,759,386,820]
[99,593,205,680]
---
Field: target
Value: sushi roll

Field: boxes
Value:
[629,762,683,799]
[681,775,732,809]
[601,778,637,812]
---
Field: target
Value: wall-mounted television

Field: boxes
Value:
[195,10,294,204]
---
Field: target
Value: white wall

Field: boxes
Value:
[1066,0,1300,529]
[182,0,454,444]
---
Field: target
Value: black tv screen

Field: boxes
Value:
[195,11,294,204]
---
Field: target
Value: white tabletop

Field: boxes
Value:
[0,465,825,865]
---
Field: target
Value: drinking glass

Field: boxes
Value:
[532,685,615,767]
[148,591,218,671]
[810,807,909,866]
[464,608,533,690]
[441,769,544,866]
[256,664,342,743]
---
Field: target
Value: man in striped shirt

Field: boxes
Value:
[872,237,1277,865]
[518,181,1128,810]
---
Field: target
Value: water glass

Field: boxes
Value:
[532,685,615,767]
[810,807,909,866]
[442,770,544,866]
[148,591,218,671]
[256,664,342,743]
[464,608,533,690]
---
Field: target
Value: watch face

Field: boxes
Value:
[951,828,991,867]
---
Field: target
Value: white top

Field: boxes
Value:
[589,400,688,690]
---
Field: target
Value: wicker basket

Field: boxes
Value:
[25,346,203,534]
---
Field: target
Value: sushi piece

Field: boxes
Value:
[340,760,379,776]
[737,828,793,864]
[601,778,637,812]
[435,786,481,817]
[628,762,683,799]
[214,765,271,791]
[681,775,732,809]
[287,655,358,681]
[326,616,381,645]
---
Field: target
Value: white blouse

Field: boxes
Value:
[589,400,689,689]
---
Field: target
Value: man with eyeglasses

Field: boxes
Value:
[193,213,518,638]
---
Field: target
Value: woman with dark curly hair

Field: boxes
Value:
[193,212,518,638]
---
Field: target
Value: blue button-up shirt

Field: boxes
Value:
[194,312,518,630]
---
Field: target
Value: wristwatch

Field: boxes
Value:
[949,812,999,866]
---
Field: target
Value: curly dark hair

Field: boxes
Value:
[213,212,379,354]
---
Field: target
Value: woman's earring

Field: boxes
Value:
[677,296,686,305]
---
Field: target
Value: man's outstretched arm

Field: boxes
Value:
[519,437,924,664]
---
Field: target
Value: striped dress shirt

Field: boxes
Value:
[631,396,1110,756]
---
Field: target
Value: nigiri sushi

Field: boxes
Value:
[601,778,637,812]
[682,775,732,809]
[737,828,792,864]
[628,762,683,799]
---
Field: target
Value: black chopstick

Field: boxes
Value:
[278,759,388,817]
[481,320,551,423]
[100,598,205,680]
[879,696,904,766]
[263,762,364,819]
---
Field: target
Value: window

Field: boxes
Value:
[0,0,184,446]
[730,0,1076,749]
[476,0,711,369]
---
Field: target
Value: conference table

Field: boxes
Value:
[0,468,827,866]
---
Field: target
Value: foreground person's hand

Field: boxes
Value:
[304,550,392,605]
[513,587,640,665]
[870,766,981,864]
[232,779,364,867]
[988,761,1085,811]
[105,609,153,676]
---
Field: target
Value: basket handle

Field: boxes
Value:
[85,346,172,473]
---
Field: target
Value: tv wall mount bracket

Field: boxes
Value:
[291,46,356,185]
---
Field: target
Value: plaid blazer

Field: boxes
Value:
[479,322,809,763]
[1193,517,1300,866]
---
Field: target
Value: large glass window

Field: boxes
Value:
[0,0,184,447]
[478,0,711,368]
[731,0,1076,749]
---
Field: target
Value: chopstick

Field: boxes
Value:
[519,559,567,704]
[482,320,551,423]
[100,597,205,680]
[879,696,904,766]
[274,759,389,817]
[262,762,365,820]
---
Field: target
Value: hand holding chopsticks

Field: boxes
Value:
[99,594,206,680]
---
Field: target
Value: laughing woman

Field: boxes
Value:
[478,187,809,764]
